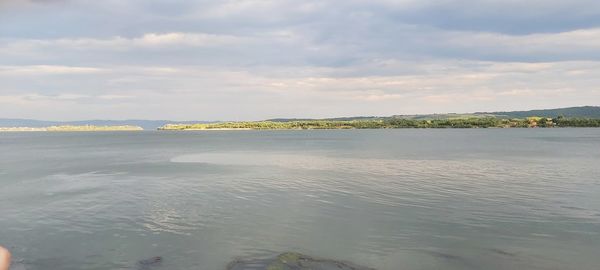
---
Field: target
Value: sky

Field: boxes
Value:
[1,0,600,121]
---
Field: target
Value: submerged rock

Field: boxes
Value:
[136,256,162,270]
[227,252,375,270]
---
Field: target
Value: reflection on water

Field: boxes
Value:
[0,129,599,270]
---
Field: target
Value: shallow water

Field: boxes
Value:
[1,129,599,270]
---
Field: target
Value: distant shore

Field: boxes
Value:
[3,117,600,132]
[174,128,254,131]
[0,125,144,132]
[157,117,600,130]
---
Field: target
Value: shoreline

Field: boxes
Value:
[0,125,144,132]
[157,117,600,130]
[157,126,600,131]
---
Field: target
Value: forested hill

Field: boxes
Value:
[390,106,600,120]
[269,106,600,121]
[478,106,600,119]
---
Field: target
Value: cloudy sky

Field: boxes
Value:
[1,0,599,120]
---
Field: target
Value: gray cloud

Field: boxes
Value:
[376,0,600,34]
[0,0,598,120]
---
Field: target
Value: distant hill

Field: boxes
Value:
[478,106,600,119]
[390,113,497,120]
[270,106,600,121]
[0,119,213,130]
[390,106,600,120]
[266,116,383,122]
[2,106,598,129]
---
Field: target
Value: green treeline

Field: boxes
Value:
[553,117,600,127]
[159,117,600,130]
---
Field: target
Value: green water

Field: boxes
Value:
[1,129,599,269]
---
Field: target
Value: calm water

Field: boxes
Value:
[1,129,599,270]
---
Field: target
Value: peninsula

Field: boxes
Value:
[158,106,600,130]
[158,116,600,130]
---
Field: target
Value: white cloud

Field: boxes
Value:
[444,28,600,54]
[133,32,244,47]
[2,1,600,120]
[0,93,133,103]
[0,65,104,75]
[0,32,247,54]
[3,60,598,119]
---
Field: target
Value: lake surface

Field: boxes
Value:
[1,129,599,270]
